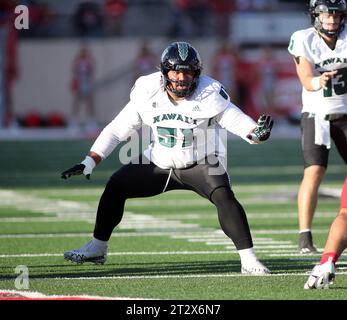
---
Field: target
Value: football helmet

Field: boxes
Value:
[309,0,347,37]
[160,41,202,98]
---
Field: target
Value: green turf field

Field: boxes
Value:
[0,138,346,300]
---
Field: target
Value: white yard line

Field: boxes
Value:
[0,189,96,219]
[0,211,337,222]
[34,271,347,281]
[269,253,324,257]
[0,251,233,258]
[2,187,345,298]
[0,231,215,238]
[0,189,201,230]
[0,188,331,262]
[0,189,305,246]
[0,248,328,258]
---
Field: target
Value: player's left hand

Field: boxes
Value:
[247,114,274,143]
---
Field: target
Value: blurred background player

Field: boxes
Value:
[304,176,347,289]
[0,0,18,128]
[257,46,278,115]
[133,42,157,82]
[61,41,273,275]
[70,44,96,132]
[211,42,240,105]
[103,0,128,36]
[288,0,347,254]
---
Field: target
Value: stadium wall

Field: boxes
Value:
[12,38,300,125]
[13,39,229,124]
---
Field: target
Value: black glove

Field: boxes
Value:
[61,164,90,180]
[247,114,274,143]
[61,156,96,180]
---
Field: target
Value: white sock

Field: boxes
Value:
[92,237,108,249]
[238,247,258,265]
[299,229,311,234]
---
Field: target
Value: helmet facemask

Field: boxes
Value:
[160,42,202,98]
[163,67,200,98]
[310,0,347,37]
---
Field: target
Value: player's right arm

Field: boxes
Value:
[61,74,156,180]
[61,100,143,180]
[293,55,337,91]
[288,29,337,91]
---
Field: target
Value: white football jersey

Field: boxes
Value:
[90,72,256,169]
[288,27,347,116]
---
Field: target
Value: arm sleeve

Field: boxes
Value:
[90,100,143,159]
[216,104,257,143]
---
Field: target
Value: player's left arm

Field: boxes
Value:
[217,104,273,144]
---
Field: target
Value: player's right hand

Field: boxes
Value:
[321,70,338,89]
[61,156,96,180]
[61,164,90,180]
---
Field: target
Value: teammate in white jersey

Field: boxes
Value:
[61,41,273,274]
[288,0,347,254]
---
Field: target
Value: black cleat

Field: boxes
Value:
[299,231,318,254]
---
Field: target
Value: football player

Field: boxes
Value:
[288,0,347,254]
[304,176,347,289]
[61,41,273,274]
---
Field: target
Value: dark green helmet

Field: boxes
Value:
[160,42,202,98]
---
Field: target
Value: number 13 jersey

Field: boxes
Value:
[288,27,347,117]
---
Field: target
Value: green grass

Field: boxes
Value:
[0,138,346,302]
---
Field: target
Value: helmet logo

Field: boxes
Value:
[177,42,189,61]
